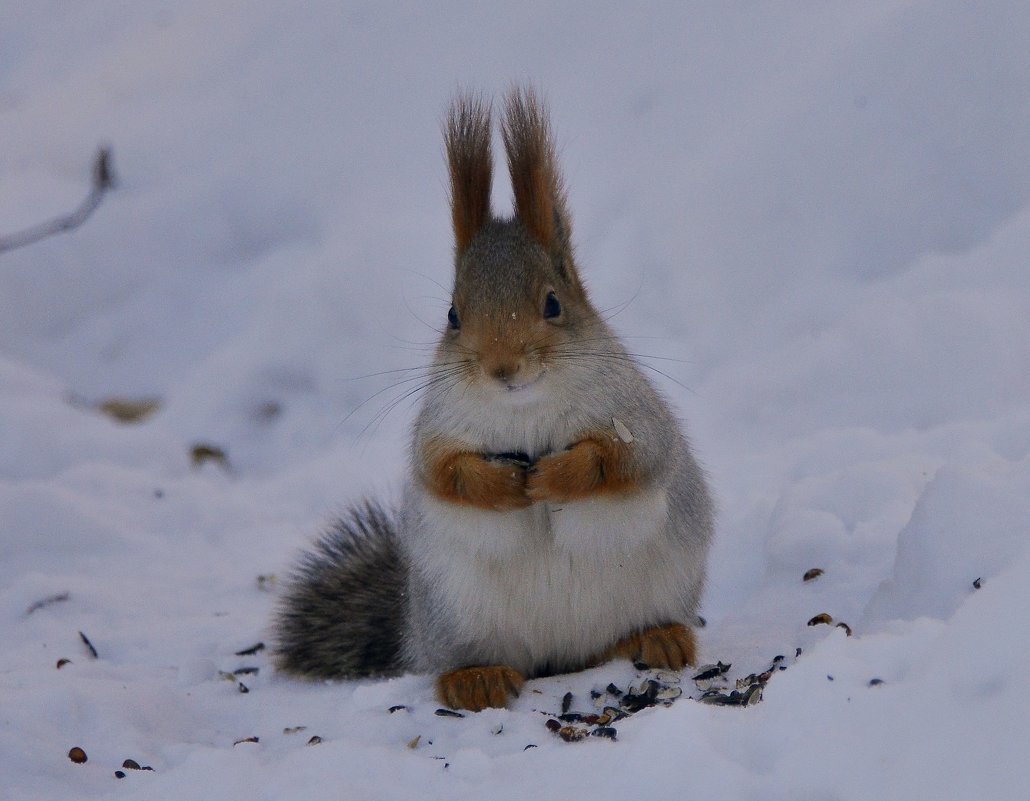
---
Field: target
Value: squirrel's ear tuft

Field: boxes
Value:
[502,87,575,277]
[445,94,494,256]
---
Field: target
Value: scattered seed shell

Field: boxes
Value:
[656,686,683,701]
[233,737,259,746]
[561,691,573,715]
[803,568,825,582]
[434,708,464,718]
[545,719,561,732]
[692,662,731,682]
[122,759,141,770]
[98,397,161,424]
[808,613,833,626]
[836,622,853,636]
[612,417,634,443]
[558,726,587,743]
[56,658,71,669]
[307,735,322,745]
[234,642,265,656]
[25,592,70,616]
[743,685,763,706]
[190,443,230,470]
[388,705,407,714]
[868,678,884,687]
[68,747,88,764]
[973,577,982,590]
[114,770,126,779]
[283,726,307,735]
[78,631,99,659]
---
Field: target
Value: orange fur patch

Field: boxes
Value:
[606,623,697,671]
[422,441,531,511]
[436,665,525,711]
[525,434,637,503]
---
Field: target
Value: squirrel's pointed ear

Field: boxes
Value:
[502,87,577,284]
[445,95,493,256]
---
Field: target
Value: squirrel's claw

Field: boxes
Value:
[436,665,525,712]
[607,623,697,671]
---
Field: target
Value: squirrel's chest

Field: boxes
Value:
[409,487,685,673]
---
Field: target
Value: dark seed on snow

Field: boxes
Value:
[558,713,582,722]
[836,622,853,636]
[692,663,731,682]
[545,719,561,732]
[561,691,573,715]
[808,613,833,626]
[973,577,982,589]
[388,705,407,713]
[592,727,618,740]
[524,744,538,751]
[234,666,259,675]
[803,568,825,582]
[122,759,141,770]
[56,658,71,669]
[434,708,464,718]
[68,747,87,764]
[868,678,884,687]
[606,683,622,697]
[773,655,785,662]
[307,736,322,745]
[78,631,99,659]
[114,771,126,779]
[237,681,249,693]
[234,642,265,656]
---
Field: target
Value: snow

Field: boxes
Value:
[3,2,1030,799]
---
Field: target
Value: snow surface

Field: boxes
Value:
[3,3,1030,799]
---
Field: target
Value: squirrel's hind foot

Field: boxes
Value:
[436,665,525,712]
[607,623,697,671]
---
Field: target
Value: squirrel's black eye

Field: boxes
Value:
[543,291,562,319]
[447,305,460,330]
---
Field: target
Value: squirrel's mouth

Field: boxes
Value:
[500,371,545,394]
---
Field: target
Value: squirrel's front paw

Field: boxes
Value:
[606,623,696,670]
[526,437,633,503]
[425,450,531,511]
[436,665,525,712]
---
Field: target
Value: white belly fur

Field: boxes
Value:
[409,486,697,675]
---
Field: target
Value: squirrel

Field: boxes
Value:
[273,87,714,712]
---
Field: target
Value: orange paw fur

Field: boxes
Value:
[436,665,525,711]
[607,623,696,670]
[423,446,531,511]
[525,436,636,503]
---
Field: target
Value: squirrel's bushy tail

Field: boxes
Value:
[273,502,408,678]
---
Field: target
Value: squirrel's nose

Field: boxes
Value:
[490,360,522,383]
[480,352,525,384]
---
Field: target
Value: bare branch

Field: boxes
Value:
[0,146,116,255]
